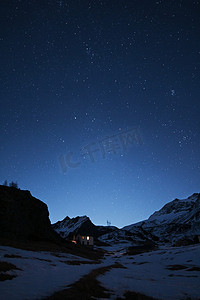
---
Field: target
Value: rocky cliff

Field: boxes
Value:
[0,185,59,242]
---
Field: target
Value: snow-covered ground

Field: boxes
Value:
[0,245,103,300]
[99,244,200,300]
[0,243,200,299]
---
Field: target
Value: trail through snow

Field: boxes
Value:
[0,244,200,299]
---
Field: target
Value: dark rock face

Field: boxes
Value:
[0,185,59,241]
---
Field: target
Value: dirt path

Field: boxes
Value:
[45,258,157,300]
[45,262,125,299]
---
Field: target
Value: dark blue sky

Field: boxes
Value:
[1,0,200,227]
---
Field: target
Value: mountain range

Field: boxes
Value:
[53,193,200,246]
[1,185,199,248]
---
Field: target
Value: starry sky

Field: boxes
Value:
[1,1,200,228]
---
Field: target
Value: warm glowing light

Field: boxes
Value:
[87,236,90,240]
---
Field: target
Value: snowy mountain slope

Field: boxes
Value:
[53,216,90,239]
[98,226,158,248]
[53,216,158,247]
[52,216,117,240]
[53,193,200,246]
[123,193,200,244]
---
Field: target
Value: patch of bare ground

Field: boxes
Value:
[0,260,22,281]
[166,264,200,272]
[4,253,52,262]
[60,260,100,265]
[33,257,52,262]
[132,261,149,265]
[116,291,158,300]
[186,266,200,272]
[0,261,21,272]
[45,263,126,299]
[166,264,188,270]
[168,274,197,278]
[126,244,157,256]
[0,237,104,260]
[4,254,25,259]
[0,273,17,281]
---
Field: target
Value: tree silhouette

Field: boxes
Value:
[3,180,8,186]
[9,181,18,188]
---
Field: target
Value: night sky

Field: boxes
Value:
[1,1,200,228]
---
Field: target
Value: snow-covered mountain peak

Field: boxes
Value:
[52,215,91,238]
[183,193,200,202]
[53,193,200,246]
[148,193,200,222]
[123,193,200,244]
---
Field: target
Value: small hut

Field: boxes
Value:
[72,234,94,246]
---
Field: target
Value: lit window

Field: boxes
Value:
[87,236,90,240]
